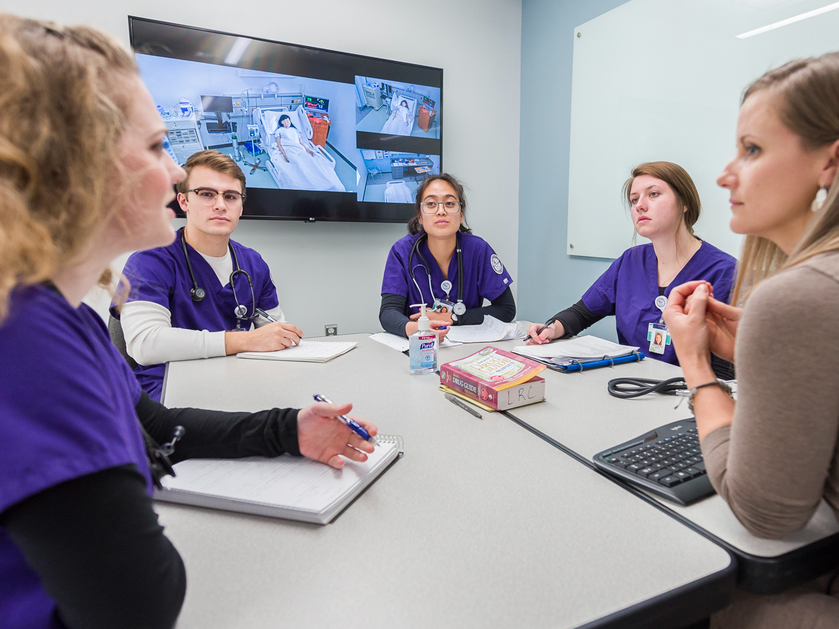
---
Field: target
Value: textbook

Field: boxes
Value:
[154,436,402,525]
[439,346,546,411]
[237,340,357,363]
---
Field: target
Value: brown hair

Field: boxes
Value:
[731,53,839,305]
[407,173,472,235]
[177,149,246,196]
[0,15,137,322]
[622,161,702,237]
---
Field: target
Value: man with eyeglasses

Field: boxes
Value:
[112,150,301,401]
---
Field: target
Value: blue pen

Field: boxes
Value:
[313,394,379,446]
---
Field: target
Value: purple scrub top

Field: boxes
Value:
[115,228,279,400]
[381,232,513,316]
[0,284,151,629]
[581,241,736,365]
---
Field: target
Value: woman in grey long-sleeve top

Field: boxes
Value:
[665,53,839,628]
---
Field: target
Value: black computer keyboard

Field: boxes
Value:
[592,418,715,506]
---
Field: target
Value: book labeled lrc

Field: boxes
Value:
[439,346,546,411]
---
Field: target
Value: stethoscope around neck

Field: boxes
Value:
[181,230,255,324]
[408,232,466,316]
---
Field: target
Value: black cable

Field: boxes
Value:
[607,376,687,399]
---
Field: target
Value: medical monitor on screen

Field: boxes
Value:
[128,17,443,223]
[201,96,234,114]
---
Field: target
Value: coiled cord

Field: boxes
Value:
[607,376,688,399]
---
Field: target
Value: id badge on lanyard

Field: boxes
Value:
[647,295,671,355]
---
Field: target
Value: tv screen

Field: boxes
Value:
[128,17,443,222]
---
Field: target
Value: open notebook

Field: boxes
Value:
[237,340,357,363]
[155,436,402,525]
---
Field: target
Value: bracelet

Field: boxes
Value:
[688,380,733,414]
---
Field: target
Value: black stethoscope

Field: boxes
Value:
[181,230,255,325]
[408,232,466,317]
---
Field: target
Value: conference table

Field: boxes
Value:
[157,334,735,629]
[501,349,839,594]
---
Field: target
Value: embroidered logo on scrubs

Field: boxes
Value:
[490,254,504,275]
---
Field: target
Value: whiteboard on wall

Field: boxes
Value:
[568,0,839,259]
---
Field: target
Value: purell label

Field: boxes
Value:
[420,341,436,350]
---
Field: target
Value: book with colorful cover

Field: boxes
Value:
[439,346,546,411]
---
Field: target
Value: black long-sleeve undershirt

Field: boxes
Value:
[546,300,735,379]
[0,394,301,629]
[548,299,602,339]
[379,287,516,338]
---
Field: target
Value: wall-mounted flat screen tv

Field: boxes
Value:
[128,17,443,222]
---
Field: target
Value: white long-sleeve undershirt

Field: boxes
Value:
[120,248,285,366]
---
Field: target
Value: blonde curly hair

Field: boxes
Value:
[0,15,137,321]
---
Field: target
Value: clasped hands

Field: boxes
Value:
[663,280,741,367]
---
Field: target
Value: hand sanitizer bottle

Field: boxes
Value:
[409,304,438,375]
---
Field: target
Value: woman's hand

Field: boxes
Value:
[404,318,449,340]
[411,308,453,326]
[703,297,741,363]
[525,321,561,345]
[663,281,715,381]
[297,402,377,470]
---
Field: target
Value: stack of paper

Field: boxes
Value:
[512,335,639,366]
[237,340,357,363]
[441,316,527,344]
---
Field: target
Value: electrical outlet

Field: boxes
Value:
[325,324,338,336]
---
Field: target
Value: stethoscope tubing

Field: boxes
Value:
[407,232,464,309]
[181,230,255,322]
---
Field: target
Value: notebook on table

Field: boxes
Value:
[155,435,403,524]
[237,340,357,363]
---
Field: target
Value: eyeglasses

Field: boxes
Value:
[421,200,461,214]
[187,188,246,206]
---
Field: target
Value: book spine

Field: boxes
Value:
[440,365,500,410]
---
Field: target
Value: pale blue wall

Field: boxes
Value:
[518,0,631,340]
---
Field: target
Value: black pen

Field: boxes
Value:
[529,323,550,342]
[445,393,483,420]
[255,307,277,323]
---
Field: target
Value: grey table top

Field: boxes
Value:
[483,339,839,562]
[158,334,733,629]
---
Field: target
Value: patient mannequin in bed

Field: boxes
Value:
[270,113,346,192]
[275,114,315,163]
[382,99,412,135]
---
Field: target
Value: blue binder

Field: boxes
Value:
[548,350,645,373]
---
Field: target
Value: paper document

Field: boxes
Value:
[237,340,356,363]
[445,316,528,343]
[369,332,460,352]
[513,335,639,362]
[156,436,402,524]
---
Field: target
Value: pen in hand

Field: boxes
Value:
[313,394,379,445]
[255,307,277,323]
[529,323,549,342]
[445,393,483,420]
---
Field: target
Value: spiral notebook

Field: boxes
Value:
[236,340,357,363]
[154,435,403,525]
